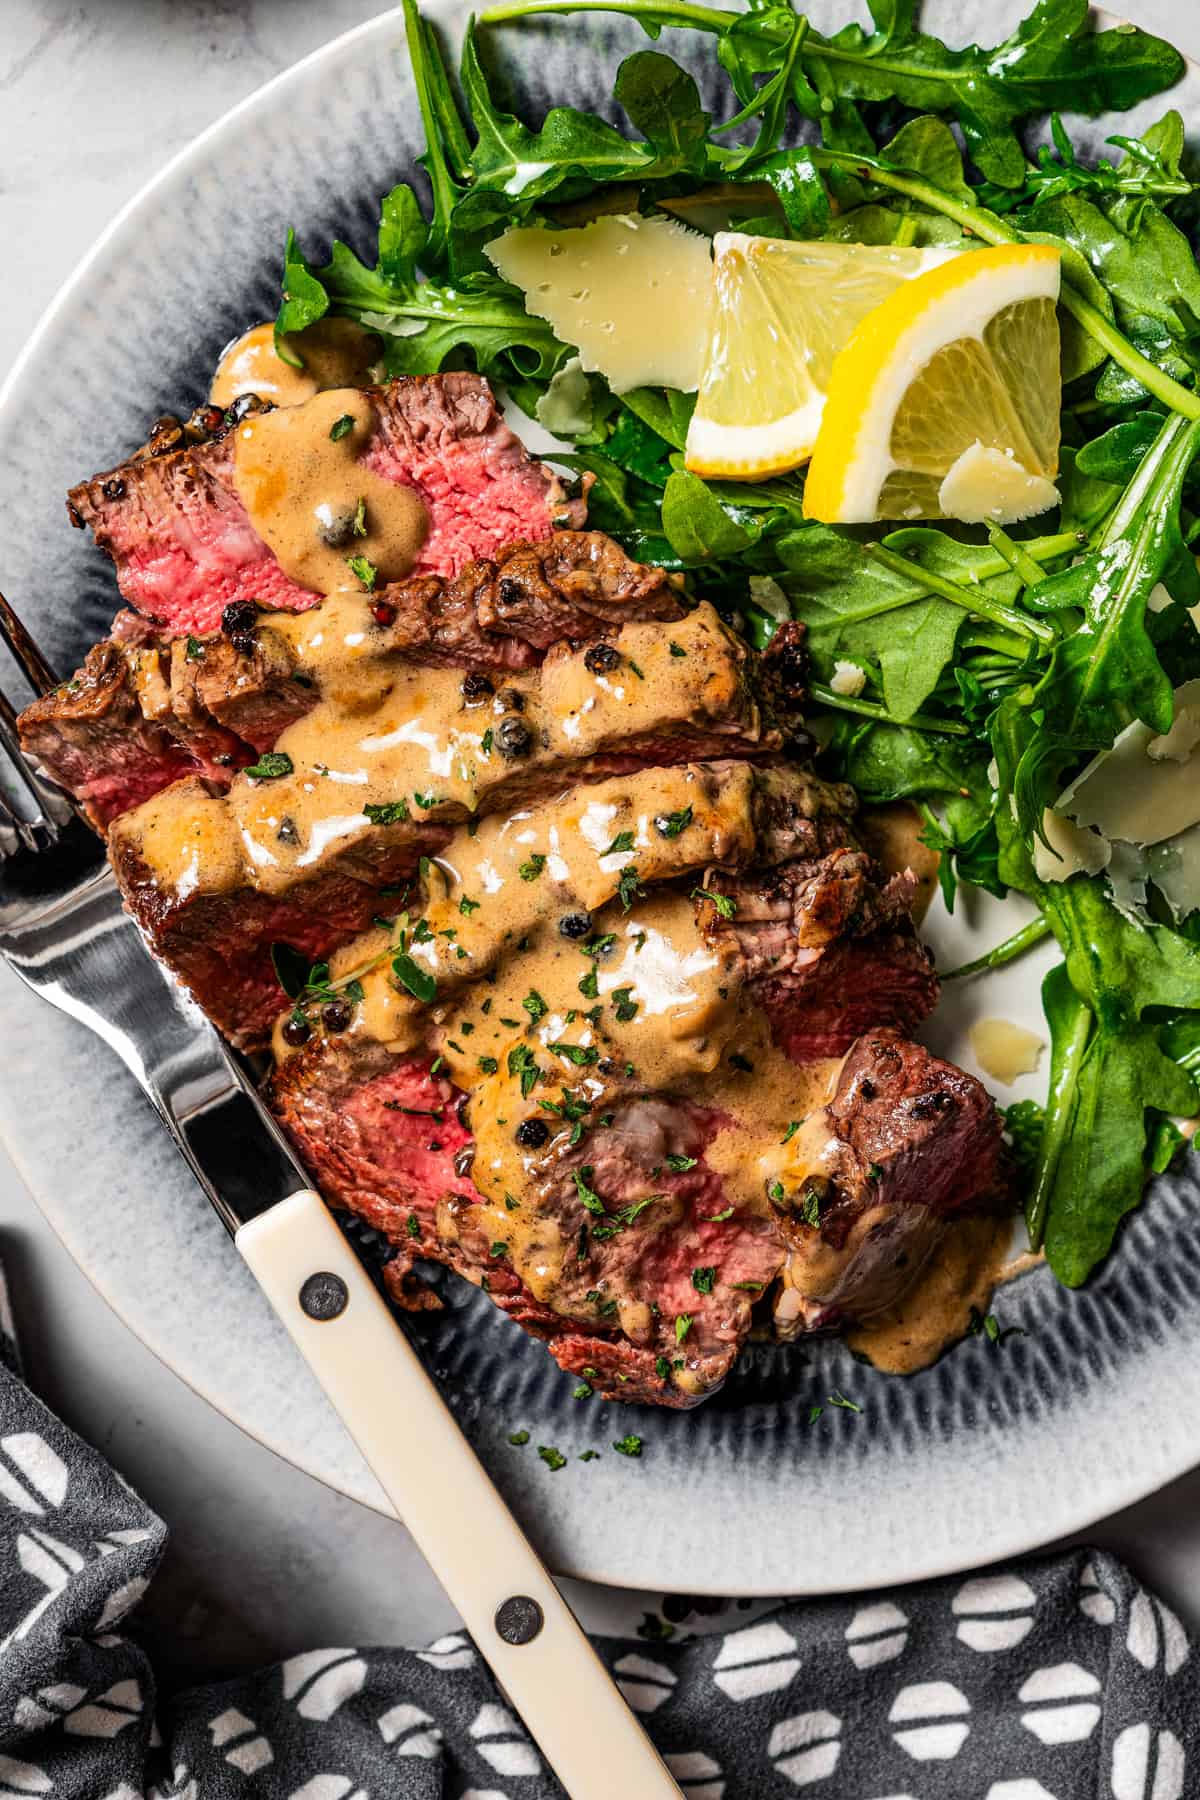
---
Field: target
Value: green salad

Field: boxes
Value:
[275,0,1200,1288]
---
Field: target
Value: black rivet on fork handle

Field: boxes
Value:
[495,1595,544,1645]
[299,1271,349,1320]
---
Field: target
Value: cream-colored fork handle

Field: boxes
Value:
[238,1189,681,1800]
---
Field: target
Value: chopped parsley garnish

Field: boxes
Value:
[329,412,355,440]
[616,865,643,911]
[800,1185,823,1228]
[508,1043,541,1097]
[478,1055,499,1075]
[691,1266,716,1295]
[518,854,546,881]
[413,791,440,810]
[549,1041,600,1067]
[692,886,737,920]
[459,895,480,915]
[537,1446,567,1471]
[574,1167,605,1216]
[655,1356,671,1380]
[613,1434,643,1456]
[346,553,377,591]
[491,1241,508,1258]
[185,634,205,662]
[867,1162,884,1181]
[573,1382,593,1400]
[505,1193,520,1211]
[352,495,368,537]
[365,799,410,825]
[243,750,293,781]
[703,1206,734,1222]
[406,1214,421,1239]
[675,1314,693,1345]
[828,1391,862,1414]
[391,953,437,1004]
[967,1306,1027,1347]
[602,829,636,857]
[578,966,599,1000]
[480,726,494,755]
[666,1154,697,1173]
[668,641,687,659]
[781,1119,803,1144]
[807,1404,824,1427]
[582,934,616,960]
[522,989,548,1025]
[611,986,638,1023]
[508,1429,530,1446]
[657,806,693,839]
[579,1450,601,1463]
[627,660,645,681]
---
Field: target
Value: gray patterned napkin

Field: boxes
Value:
[0,1281,1194,1800]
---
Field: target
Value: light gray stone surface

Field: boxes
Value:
[2,0,1200,1674]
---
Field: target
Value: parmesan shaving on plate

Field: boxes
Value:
[970,1019,1045,1086]
[485,214,713,394]
[1042,678,1200,920]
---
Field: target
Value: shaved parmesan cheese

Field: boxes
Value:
[485,214,713,394]
[1148,823,1200,921]
[748,574,789,622]
[1105,840,1151,922]
[937,442,1059,525]
[830,660,867,696]
[1148,702,1200,763]
[535,356,593,437]
[1061,678,1200,846]
[971,1018,1045,1086]
[1032,807,1111,883]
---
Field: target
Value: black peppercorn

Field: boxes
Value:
[276,816,299,846]
[584,643,621,675]
[221,600,257,639]
[497,576,522,606]
[101,477,127,502]
[496,715,533,758]
[66,501,84,529]
[453,1144,476,1178]
[515,1117,550,1149]
[558,911,592,940]
[282,1014,311,1047]
[322,998,352,1033]
[318,507,358,549]
[461,671,495,705]
[499,687,525,713]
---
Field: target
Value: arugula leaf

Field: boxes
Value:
[1011,413,1200,835]
[1034,900,1200,1284]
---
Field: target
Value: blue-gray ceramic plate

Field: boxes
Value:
[1,1,1199,1594]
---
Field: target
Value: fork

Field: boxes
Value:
[0,595,682,1800]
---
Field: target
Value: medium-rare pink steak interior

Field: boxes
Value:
[68,372,583,634]
[25,357,1012,1402]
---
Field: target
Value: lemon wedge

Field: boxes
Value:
[684,235,959,481]
[803,243,1062,524]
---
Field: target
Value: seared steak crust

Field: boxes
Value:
[21,533,686,831]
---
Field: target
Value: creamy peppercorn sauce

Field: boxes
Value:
[172,321,1023,1374]
[107,601,763,904]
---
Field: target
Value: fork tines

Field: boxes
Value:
[0,589,57,697]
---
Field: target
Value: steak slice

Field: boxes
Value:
[771,1029,1008,1338]
[702,854,940,1057]
[270,1026,1006,1408]
[68,373,582,634]
[18,630,313,830]
[19,532,684,831]
[110,605,783,1046]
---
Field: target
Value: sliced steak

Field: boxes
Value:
[21,533,683,830]
[270,1025,1006,1407]
[702,855,939,1057]
[771,1029,1008,1338]
[110,606,783,1046]
[68,373,582,634]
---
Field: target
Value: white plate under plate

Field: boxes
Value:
[2,0,1200,1595]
